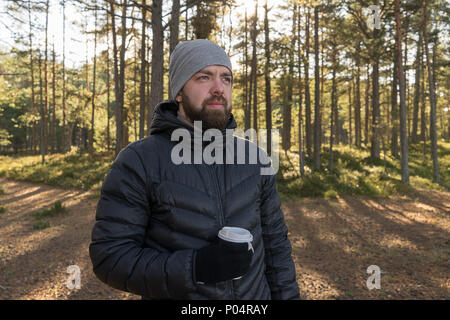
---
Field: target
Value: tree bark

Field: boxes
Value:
[420,36,426,143]
[42,0,49,162]
[110,0,122,155]
[62,0,67,152]
[283,4,296,151]
[38,52,45,163]
[170,0,180,55]
[395,0,409,184]
[313,6,320,169]
[297,5,304,176]
[329,44,337,172]
[148,0,163,134]
[27,0,36,153]
[168,0,180,98]
[412,33,422,143]
[252,1,258,134]
[391,48,399,158]
[365,64,370,146]
[334,76,339,144]
[89,3,98,154]
[304,7,312,159]
[355,42,362,148]
[348,80,352,146]
[370,27,381,160]
[263,1,272,155]
[120,0,128,148]
[139,0,147,139]
[106,12,111,151]
[422,0,440,183]
[244,9,250,131]
[51,45,56,153]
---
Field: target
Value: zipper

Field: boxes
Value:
[208,164,225,226]
[207,163,235,299]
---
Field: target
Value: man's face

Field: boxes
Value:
[176,65,233,130]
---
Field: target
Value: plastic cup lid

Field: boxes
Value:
[218,227,253,243]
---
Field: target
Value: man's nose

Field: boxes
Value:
[210,77,224,95]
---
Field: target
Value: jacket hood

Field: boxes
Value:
[149,100,237,139]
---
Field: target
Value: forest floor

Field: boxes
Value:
[0,177,449,300]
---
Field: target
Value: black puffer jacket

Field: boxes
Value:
[89,101,300,300]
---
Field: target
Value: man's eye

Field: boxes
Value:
[223,77,232,83]
[198,75,209,80]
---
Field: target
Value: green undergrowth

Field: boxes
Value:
[0,149,114,193]
[32,201,66,230]
[0,141,449,202]
[276,141,449,202]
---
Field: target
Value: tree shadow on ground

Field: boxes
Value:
[284,191,449,300]
[0,178,138,300]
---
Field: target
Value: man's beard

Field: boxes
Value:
[180,92,231,131]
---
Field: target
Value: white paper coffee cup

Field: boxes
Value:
[218,227,254,280]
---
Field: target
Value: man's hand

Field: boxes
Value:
[194,238,253,284]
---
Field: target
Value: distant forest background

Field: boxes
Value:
[0,0,449,187]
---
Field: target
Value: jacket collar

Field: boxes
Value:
[149,100,237,142]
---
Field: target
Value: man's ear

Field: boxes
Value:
[175,93,182,103]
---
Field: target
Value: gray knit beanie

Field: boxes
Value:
[169,39,233,100]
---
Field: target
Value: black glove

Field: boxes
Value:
[194,238,253,284]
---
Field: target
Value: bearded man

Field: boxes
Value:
[89,39,300,300]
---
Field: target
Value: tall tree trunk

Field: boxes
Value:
[120,0,128,148]
[348,80,352,145]
[404,17,410,139]
[297,5,304,176]
[38,52,45,163]
[110,0,122,155]
[319,32,324,148]
[148,0,163,134]
[422,0,440,183]
[84,14,89,151]
[168,0,180,97]
[395,0,409,184]
[432,33,439,135]
[106,12,111,151]
[185,3,189,40]
[283,5,296,151]
[391,48,399,158]
[244,9,250,131]
[147,43,151,128]
[41,0,50,163]
[51,45,56,153]
[89,4,98,154]
[263,1,272,155]
[333,75,339,144]
[365,64,370,146]
[447,77,450,140]
[42,0,49,162]
[370,27,381,160]
[139,0,147,139]
[420,42,426,144]
[62,0,67,152]
[252,1,258,134]
[355,42,362,148]
[134,41,138,141]
[412,33,422,143]
[27,0,36,153]
[170,0,180,54]
[304,7,312,159]
[329,45,337,172]
[313,6,320,169]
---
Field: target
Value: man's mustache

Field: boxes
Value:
[203,95,228,107]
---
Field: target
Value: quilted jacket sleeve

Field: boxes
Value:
[89,146,197,299]
[260,164,300,300]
